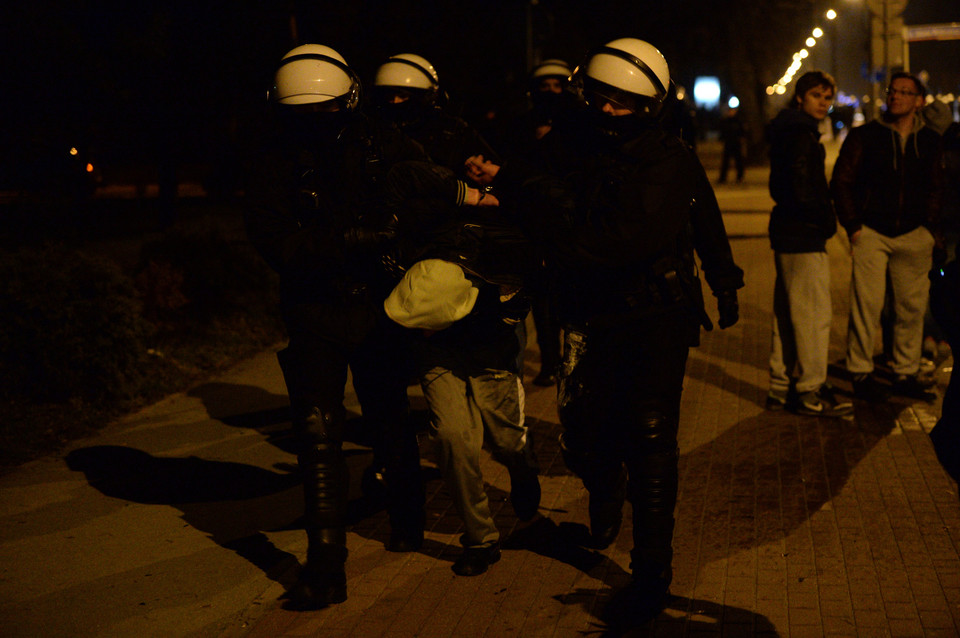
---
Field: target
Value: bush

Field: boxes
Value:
[0,243,153,404]
[0,217,286,470]
[136,228,280,326]
[133,227,284,373]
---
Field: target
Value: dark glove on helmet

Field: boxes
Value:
[716,289,739,329]
[343,215,399,250]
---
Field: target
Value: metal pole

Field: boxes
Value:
[831,20,838,83]
[883,0,889,82]
[526,1,535,73]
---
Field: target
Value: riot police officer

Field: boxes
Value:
[493,59,584,387]
[372,52,542,577]
[244,44,482,609]
[371,53,501,177]
[475,38,743,626]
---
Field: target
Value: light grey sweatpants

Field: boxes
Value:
[769,251,832,394]
[421,366,528,549]
[847,224,935,377]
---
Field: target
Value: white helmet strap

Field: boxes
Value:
[385,56,439,88]
[593,46,667,99]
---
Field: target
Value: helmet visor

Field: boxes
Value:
[582,77,662,116]
[372,86,433,106]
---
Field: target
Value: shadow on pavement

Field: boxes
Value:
[571,593,781,637]
[677,403,898,554]
[65,445,303,585]
[499,517,775,634]
[506,520,780,636]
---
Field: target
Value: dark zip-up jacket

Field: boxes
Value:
[831,115,943,238]
[767,108,836,253]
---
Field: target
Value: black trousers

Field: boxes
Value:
[531,291,562,374]
[280,300,424,547]
[558,308,692,579]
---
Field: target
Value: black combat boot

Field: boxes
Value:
[287,441,350,609]
[288,528,348,609]
[602,562,673,630]
[606,442,678,627]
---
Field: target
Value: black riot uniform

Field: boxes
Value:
[243,45,469,609]
[494,61,585,386]
[492,38,744,625]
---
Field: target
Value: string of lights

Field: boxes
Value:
[766,9,837,95]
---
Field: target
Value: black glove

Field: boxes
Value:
[344,213,400,252]
[716,289,739,329]
[343,225,396,249]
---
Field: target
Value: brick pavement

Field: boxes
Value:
[2,141,956,637]
[237,194,960,635]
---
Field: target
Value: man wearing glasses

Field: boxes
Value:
[831,72,943,402]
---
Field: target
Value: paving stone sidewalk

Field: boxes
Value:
[236,151,960,636]
[1,142,956,637]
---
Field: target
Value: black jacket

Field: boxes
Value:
[831,116,943,238]
[497,115,743,338]
[767,108,837,253]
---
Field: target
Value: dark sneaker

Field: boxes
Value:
[765,389,789,411]
[532,371,557,387]
[796,388,853,417]
[890,375,937,402]
[852,374,889,403]
[452,543,501,576]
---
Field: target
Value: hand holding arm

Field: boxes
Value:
[465,155,500,185]
[464,186,500,207]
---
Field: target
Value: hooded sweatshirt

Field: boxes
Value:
[767,107,837,253]
[831,113,943,238]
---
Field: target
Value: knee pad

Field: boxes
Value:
[297,406,346,448]
[625,409,679,514]
[299,441,349,529]
[627,409,678,454]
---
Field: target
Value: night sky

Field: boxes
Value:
[2,0,957,182]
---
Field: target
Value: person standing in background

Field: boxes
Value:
[765,70,852,417]
[831,72,943,403]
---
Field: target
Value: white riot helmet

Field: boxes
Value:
[531,59,572,93]
[532,59,572,81]
[576,38,670,116]
[373,53,440,103]
[272,44,361,109]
